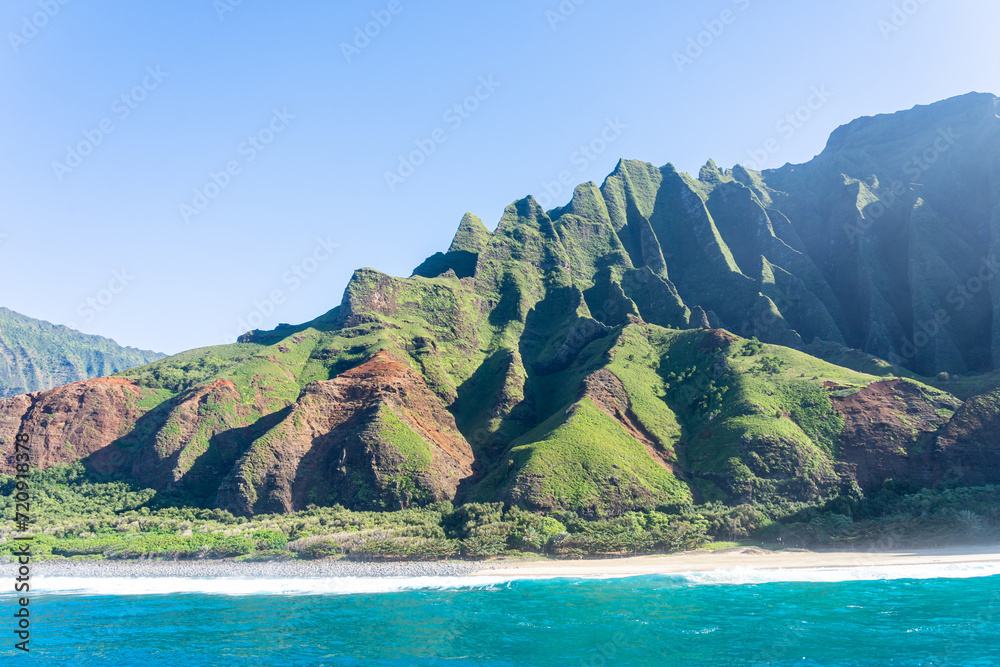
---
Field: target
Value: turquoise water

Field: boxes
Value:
[5,567,1000,666]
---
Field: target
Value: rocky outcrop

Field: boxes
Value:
[216,352,474,514]
[0,378,150,473]
[830,379,961,490]
[935,389,1000,485]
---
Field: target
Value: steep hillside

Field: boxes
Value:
[0,308,165,397]
[2,93,999,517]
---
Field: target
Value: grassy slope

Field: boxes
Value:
[474,397,690,512]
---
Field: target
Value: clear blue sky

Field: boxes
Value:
[2,0,997,354]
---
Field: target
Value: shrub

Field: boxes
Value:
[443,502,505,539]
[506,509,566,552]
[214,535,256,557]
[252,529,288,551]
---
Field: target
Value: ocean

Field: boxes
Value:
[5,563,1000,666]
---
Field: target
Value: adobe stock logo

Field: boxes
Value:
[842,127,958,243]
[7,0,71,54]
[51,66,169,182]
[222,236,338,343]
[545,0,587,31]
[179,108,295,223]
[673,0,752,73]
[535,118,627,210]
[340,0,405,63]
[384,76,501,192]
[878,0,931,39]
[744,86,833,170]
[63,269,135,330]
[213,0,245,21]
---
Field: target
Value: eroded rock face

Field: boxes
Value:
[0,377,275,502]
[216,352,474,514]
[128,379,252,494]
[831,380,961,490]
[582,369,670,464]
[0,378,147,473]
[935,390,1000,485]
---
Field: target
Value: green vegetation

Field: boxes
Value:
[7,97,1000,548]
[0,307,164,398]
[5,464,997,562]
[474,397,690,511]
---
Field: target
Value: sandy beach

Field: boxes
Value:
[14,543,1000,581]
[469,544,1000,578]
[26,559,483,579]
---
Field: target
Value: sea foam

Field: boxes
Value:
[18,561,1000,597]
[675,561,1000,585]
[26,575,517,597]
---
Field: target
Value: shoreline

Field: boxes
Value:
[472,544,1000,578]
[15,543,1000,580]
[26,559,483,579]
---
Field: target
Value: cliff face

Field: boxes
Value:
[934,389,1000,486]
[2,93,1000,516]
[0,307,165,398]
[0,378,152,472]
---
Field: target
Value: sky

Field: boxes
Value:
[1,0,998,355]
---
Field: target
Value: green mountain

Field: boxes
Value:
[0,308,165,398]
[2,93,999,518]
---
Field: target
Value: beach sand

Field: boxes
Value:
[469,544,1000,578]
[12,544,1000,581]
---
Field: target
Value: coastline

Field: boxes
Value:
[472,544,1000,578]
[27,559,483,579]
[16,543,1000,581]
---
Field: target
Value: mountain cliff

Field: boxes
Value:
[0,308,165,398]
[2,93,999,517]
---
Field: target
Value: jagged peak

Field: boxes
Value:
[698,159,724,184]
[447,212,490,254]
[339,267,390,310]
[607,158,661,181]
[550,181,611,223]
[496,195,554,234]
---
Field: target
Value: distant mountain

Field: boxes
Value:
[0,308,165,397]
[1,93,999,518]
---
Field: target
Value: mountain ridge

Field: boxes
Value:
[0,307,166,398]
[2,92,999,518]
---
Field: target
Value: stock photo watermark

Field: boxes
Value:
[886,253,999,367]
[341,0,404,63]
[179,107,295,223]
[213,0,245,21]
[51,66,169,182]
[384,75,501,192]
[222,236,338,342]
[545,0,588,31]
[7,0,70,54]
[744,86,833,170]
[579,632,629,667]
[673,0,752,73]
[843,126,958,242]
[62,268,135,331]
[878,0,931,39]
[535,117,627,209]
